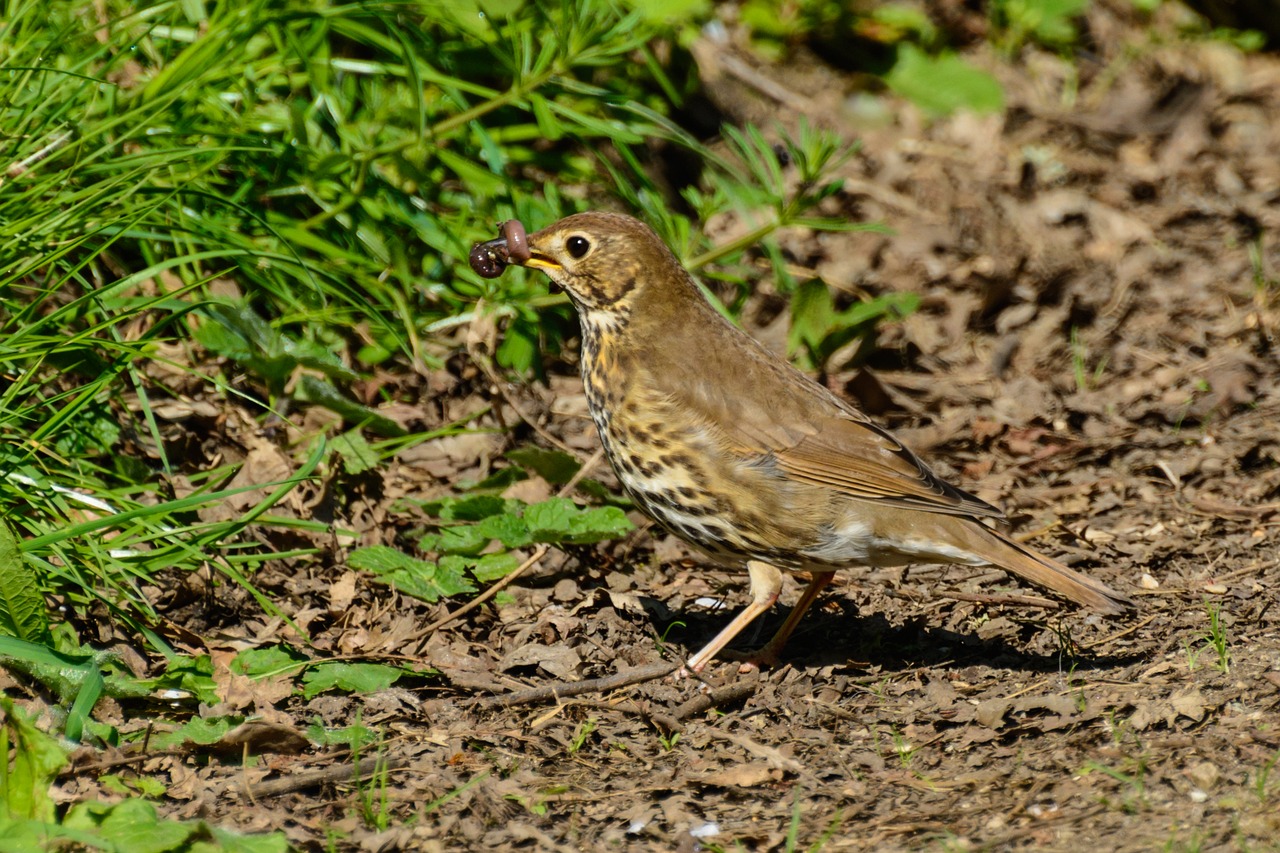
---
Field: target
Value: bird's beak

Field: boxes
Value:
[519,236,561,273]
[520,250,561,273]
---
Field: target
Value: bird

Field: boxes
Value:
[469,211,1133,673]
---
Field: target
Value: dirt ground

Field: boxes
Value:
[65,3,1280,850]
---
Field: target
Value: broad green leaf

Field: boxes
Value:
[523,497,578,536]
[301,662,402,698]
[436,523,492,555]
[525,497,634,543]
[62,799,192,853]
[472,552,520,582]
[230,646,307,678]
[349,546,475,602]
[139,655,219,706]
[144,717,238,750]
[560,506,634,543]
[885,45,1004,117]
[475,513,533,548]
[0,521,48,643]
[423,494,511,521]
[0,697,68,822]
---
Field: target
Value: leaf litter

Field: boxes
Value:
[44,5,1280,850]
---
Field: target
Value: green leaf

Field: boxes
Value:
[524,497,634,543]
[522,497,577,536]
[436,524,492,555]
[0,521,49,643]
[295,376,405,437]
[623,0,710,24]
[332,431,380,474]
[997,0,1089,47]
[139,655,219,706]
[306,719,377,749]
[301,662,402,699]
[472,552,520,582]
[885,45,1004,116]
[348,546,476,602]
[788,278,839,357]
[559,506,635,544]
[230,646,306,678]
[0,696,68,822]
[475,512,533,548]
[144,717,238,750]
[424,494,511,522]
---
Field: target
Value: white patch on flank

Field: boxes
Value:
[802,518,873,564]
[884,538,987,566]
[804,520,990,569]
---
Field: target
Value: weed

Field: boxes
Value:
[349,723,392,831]
[568,718,597,755]
[654,620,688,658]
[1104,709,1136,748]
[1185,602,1231,674]
[991,0,1090,54]
[1205,602,1231,673]
[890,726,920,769]
[780,790,841,853]
[658,731,681,752]
[1081,756,1149,813]
[1070,326,1109,391]
[1068,664,1088,714]
[1252,747,1280,804]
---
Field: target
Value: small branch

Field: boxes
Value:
[412,543,549,642]
[470,660,680,709]
[245,756,413,799]
[945,591,1061,609]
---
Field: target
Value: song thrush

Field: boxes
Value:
[471,212,1133,673]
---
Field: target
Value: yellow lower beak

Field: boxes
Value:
[521,252,561,272]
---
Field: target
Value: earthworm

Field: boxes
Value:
[469,239,506,279]
[468,219,530,279]
[502,219,530,264]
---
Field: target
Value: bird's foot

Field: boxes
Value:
[718,645,784,673]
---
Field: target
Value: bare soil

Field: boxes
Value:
[58,3,1280,850]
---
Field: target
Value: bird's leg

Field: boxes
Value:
[682,560,783,675]
[729,570,835,673]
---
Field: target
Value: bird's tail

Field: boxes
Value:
[969,524,1134,614]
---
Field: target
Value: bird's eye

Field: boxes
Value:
[566,235,590,259]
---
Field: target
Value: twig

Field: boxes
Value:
[672,680,758,722]
[650,679,761,733]
[412,543,550,642]
[945,591,1061,609]
[1080,612,1160,649]
[245,756,413,799]
[470,660,680,709]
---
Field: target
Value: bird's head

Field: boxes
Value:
[507,212,686,313]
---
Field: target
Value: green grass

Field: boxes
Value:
[0,0,923,842]
[2,0,890,663]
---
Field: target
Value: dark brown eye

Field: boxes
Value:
[566,235,590,259]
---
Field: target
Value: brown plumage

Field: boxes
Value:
[472,211,1133,673]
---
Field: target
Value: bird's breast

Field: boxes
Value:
[581,379,837,567]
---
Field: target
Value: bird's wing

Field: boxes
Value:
[766,409,1005,519]
[674,343,1005,520]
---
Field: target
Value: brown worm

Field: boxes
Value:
[502,219,530,263]
[468,219,530,279]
